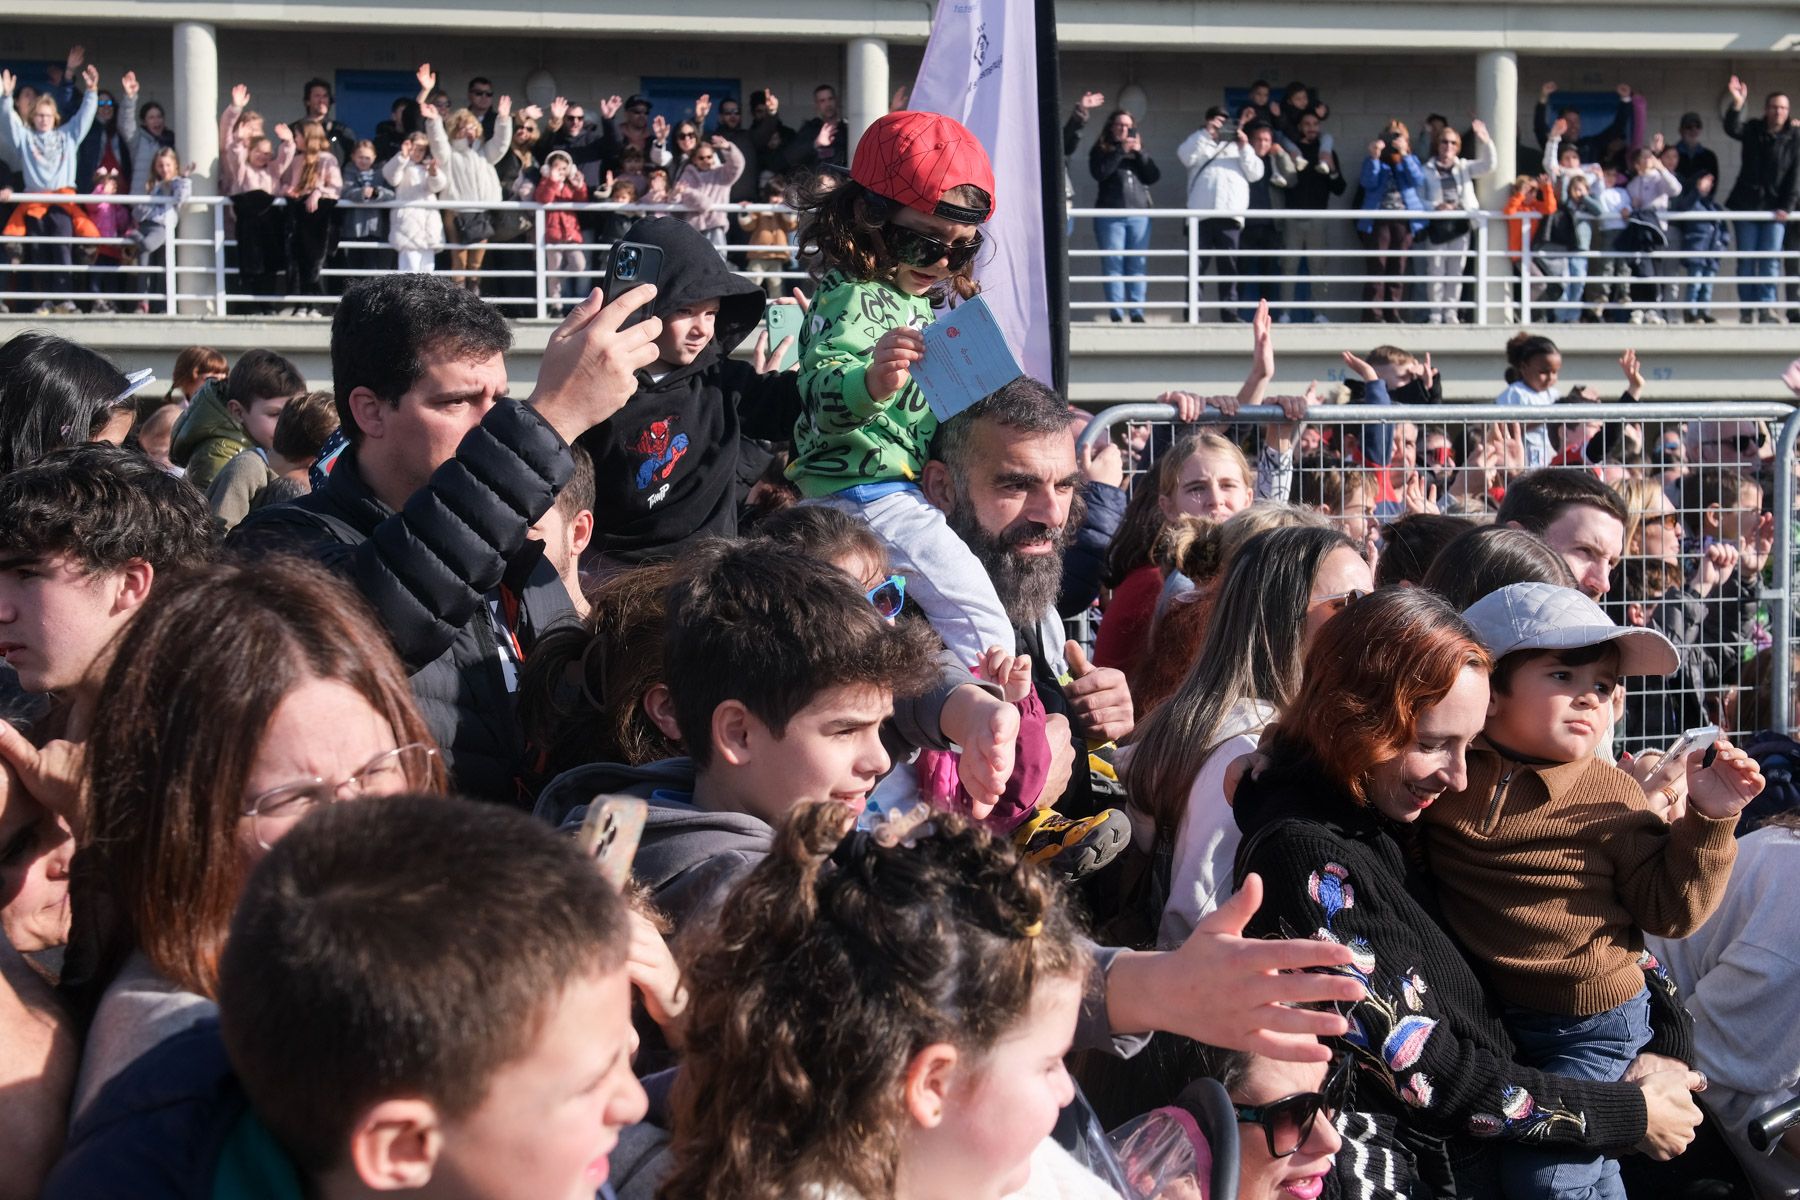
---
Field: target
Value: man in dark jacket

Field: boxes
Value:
[578,216,803,565]
[748,88,797,181]
[231,273,661,805]
[1722,77,1800,324]
[1532,80,1634,163]
[782,83,848,173]
[290,78,357,165]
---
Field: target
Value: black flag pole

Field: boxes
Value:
[1034,0,1070,397]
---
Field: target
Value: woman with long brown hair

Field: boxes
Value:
[279,118,342,310]
[1236,587,1705,1198]
[63,556,443,1117]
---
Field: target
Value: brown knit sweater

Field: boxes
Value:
[1421,739,1738,1016]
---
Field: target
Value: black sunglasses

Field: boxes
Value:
[628,105,650,115]
[471,89,493,98]
[1234,1054,1352,1158]
[884,223,982,271]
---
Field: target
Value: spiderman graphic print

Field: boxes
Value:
[633,418,689,490]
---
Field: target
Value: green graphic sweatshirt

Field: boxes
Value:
[787,270,937,498]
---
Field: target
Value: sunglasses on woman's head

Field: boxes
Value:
[883,223,982,271]
[1234,1053,1353,1158]
[866,575,906,622]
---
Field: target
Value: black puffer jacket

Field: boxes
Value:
[230,400,576,805]
[578,217,802,563]
[1722,107,1800,213]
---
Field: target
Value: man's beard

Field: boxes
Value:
[942,483,1078,629]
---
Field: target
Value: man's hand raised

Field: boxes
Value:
[530,284,662,444]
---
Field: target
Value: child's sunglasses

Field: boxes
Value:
[884,223,983,272]
[1233,1053,1353,1158]
[866,574,906,622]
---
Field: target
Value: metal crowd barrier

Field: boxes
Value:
[1076,401,1800,747]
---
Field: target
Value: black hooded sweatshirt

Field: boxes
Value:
[578,217,803,563]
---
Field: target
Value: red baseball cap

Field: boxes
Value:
[850,110,996,223]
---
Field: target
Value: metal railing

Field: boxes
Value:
[1076,401,1800,747]
[1066,206,1797,325]
[0,191,805,318]
[4,192,1794,324]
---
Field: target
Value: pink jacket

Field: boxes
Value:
[219,104,295,197]
[675,140,744,233]
[534,174,589,243]
[279,151,343,202]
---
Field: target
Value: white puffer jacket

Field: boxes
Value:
[382,154,445,252]
[425,111,512,204]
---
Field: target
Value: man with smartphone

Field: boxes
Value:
[578,216,804,567]
[231,273,661,806]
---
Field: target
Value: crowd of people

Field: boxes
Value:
[1067,75,1799,323]
[0,99,1798,1200]
[0,48,845,313]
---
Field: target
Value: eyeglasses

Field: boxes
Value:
[676,131,698,141]
[866,574,907,622]
[471,89,493,98]
[883,223,983,271]
[1234,1054,1351,1158]
[628,105,650,115]
[720,108,741,116]
[1311,588,1367,615]
[567,113,586,124]
[241,744,438,850]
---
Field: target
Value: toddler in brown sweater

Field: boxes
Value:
[1426,582,1764,1200]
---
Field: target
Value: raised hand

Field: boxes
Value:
[1368,139,1385,159]
[692,92,710,123]
[273,123,293,143]
[121,70,139,98]
[231,82,250,109]
[416,62,436,94]
[765,89,780,115]
[520,103,542,121]
[890,84,910,113]
[1080,89,1105,111]
[1251,297,1274,379]
[1649,131,1667,156]
[1728,75,1749,108]
[1620,348,1646,396]
[496,94,512,117]
[550,96,568,122]
[66,45,85,73]
[1540,80,1558,102]
[600,94,623,120]
[0,70,15,98]
[1401,472,1439,516]
[816,120,837,147]
[1783,357,1800,399]
[1738,510,1776,577]
[1470,118,1490,142]
[1341,349,1378,382]
[81,64,99,92]
[1551,117,1569,140]
[651,114,669,141]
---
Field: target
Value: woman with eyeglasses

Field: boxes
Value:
[1234,587,1707,1199]
[60,557,443,1118]
[1417,120,1495,325]
[1109,1041,1345,1200]
[1090,108,1162,323]
[1121,525,1368,951]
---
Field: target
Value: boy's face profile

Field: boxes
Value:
[0,552,149,695]
[1486,646,1620,763]
[230,393,292,452]
[655,298,720,368]
[713,683,894,826]
[353,967,647,1200]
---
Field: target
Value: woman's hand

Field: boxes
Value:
[651,114,669,141]
[81,64,100,93]
[1620,348,1646,397]
[273,123,293,144]
[867,326,925,402]
[415,63,435,94]
[121,70,139,99]
[496,94,512,118]
[692,93,710,124]
[1634,1068,1707,1160]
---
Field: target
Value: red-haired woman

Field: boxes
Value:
[1234,587,1707,1199]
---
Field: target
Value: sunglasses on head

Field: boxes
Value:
[883,222,983,271]
[866,575,906,622]
[1234,1053,1353,1158]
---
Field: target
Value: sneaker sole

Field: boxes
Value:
[1045,812,1131,880]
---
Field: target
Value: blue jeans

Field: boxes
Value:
[1685,258,1719,310]
[1500,989,1651,1200]
[1735,219,1782,306]
[1095,214,1150,318]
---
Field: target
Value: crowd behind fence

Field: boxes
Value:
[1075,401,1800,750]
[4,192,1799,324]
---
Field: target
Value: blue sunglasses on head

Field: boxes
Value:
[866,574,906,622]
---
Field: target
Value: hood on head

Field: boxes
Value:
[621,217,767,357]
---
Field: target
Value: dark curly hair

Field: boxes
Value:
[790,172,986,301]
[661,801,1086,1200]
[0,443,218,573]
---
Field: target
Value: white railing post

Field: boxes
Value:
[534,204,549,321]
[161,197,178,315]
[1186,216,1200,325]
[1518,214,1533,326]
[212,200,227,315]
[1474,213,1490,325]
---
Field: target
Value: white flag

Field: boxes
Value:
[910,0,1050,384]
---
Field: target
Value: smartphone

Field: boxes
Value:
[578,798,648,891]
[1664,725,1720,766]
[764,302,803,371]
[602,240,665,329]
